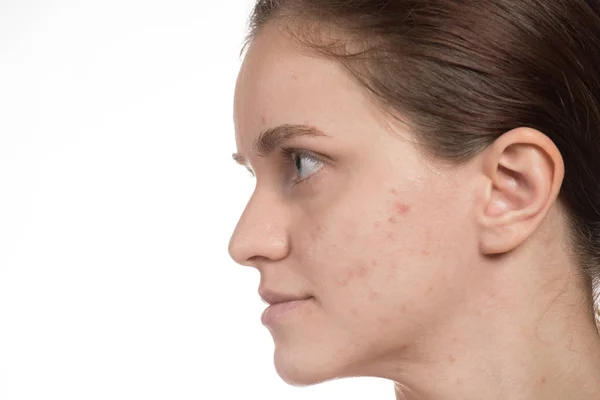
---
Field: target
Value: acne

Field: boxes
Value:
[393,201,411,215]
[389,188,410,213]
[386,188,411,226]
[337,269,353,286]
[368,290,380,301]
[337,264,370,286]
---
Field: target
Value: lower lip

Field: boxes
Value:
[261,298,312,326]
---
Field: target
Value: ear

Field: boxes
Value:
[477,127,565,255]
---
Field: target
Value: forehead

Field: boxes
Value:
[233,23,381,152]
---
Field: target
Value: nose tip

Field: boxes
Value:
[228,221,289,267]
[227,232,247,266]
[228,187,291,266]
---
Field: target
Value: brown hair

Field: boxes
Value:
[242,0,600,321]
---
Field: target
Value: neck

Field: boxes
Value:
[391,270,600,400]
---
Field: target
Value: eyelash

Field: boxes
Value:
[279,147,323,188]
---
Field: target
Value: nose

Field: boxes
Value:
[228,191,290,268]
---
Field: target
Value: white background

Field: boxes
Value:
[0,1,392,399]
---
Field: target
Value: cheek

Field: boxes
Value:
[300,185,465,319]
[299,189,418,297]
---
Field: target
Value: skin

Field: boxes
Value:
[228,22,600,400]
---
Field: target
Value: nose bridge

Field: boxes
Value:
[228,188,289,267]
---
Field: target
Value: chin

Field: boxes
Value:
[274,360,337,387]
[272,344,360,387]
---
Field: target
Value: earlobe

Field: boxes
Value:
[477,128,564,255]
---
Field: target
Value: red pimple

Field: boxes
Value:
[394,201,410,215]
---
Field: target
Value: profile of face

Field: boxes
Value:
[229,23,490,386]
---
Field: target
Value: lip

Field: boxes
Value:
[258,287,312,306]
[261,297,313,326]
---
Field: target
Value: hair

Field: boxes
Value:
[242,0,600,324]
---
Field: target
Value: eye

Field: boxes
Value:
[280,148,324,186]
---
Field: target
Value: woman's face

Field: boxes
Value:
[229,23,480,385]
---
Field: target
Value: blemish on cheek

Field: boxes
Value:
[448,355,456,363]
[421,249,431,256]
[540,376,547,384]
[393,201,411,215]
[387,215,397,224]
[338,265,370,286]
[426,286,434,295]
[390,188,398,196]
[368,291,380,301]
[337,268,355,286]
[357,265,368,277]
[377,316,391,325]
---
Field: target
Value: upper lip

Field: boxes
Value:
[258,287,312,306]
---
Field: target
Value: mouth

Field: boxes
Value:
[258,287,313,306]
[260,297,314,326]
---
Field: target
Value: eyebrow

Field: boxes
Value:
[232,124,331,166]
